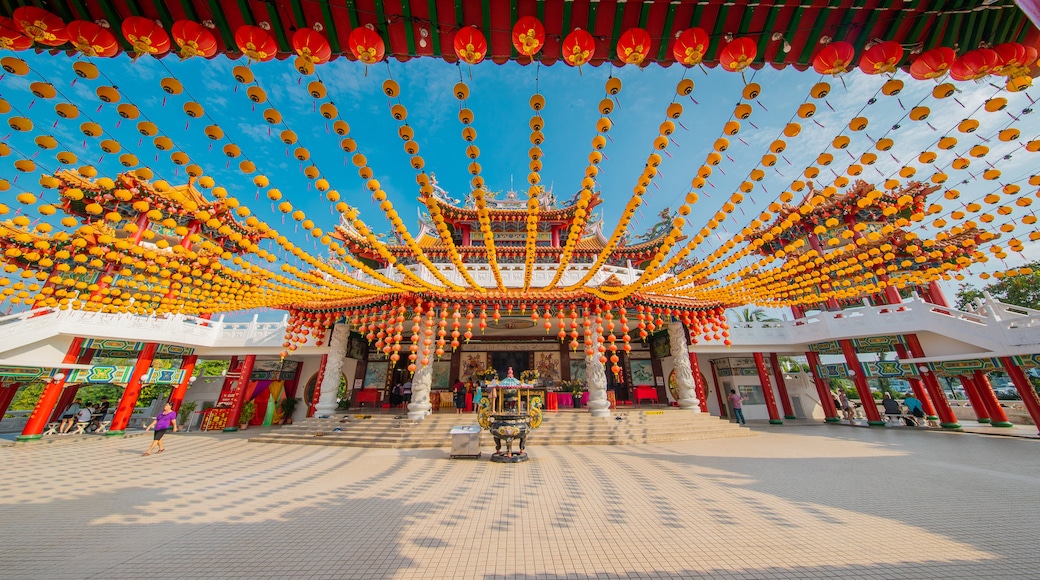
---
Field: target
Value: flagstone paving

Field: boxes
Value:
[1,423,1037,579]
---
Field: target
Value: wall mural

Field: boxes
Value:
[569,359,587,386]
[535,351,560,386]
[630,359,655,385]
[460,352,488,384]
[363,362,389,390]
[432,361,451,390]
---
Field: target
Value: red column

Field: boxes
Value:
[0,383,19,426]
[769,353,797,419]
[48,384,83,423]
[461,224,471,246]
[926,281,950,307]
[129,211,150,244]
[894,344,938,420]
[168,354,198,412]
[957,375,990,423]
[709,360,727,419]
[309,354,328,417]
[805,351,839,422]
[1000,356,1040,435]
[807,233,841,310]
[19,337,85,440]
[753,352,783,424]
[688,352,708,413]
[904,334,960,428]
[108,342,159,435]
[972,370,1013,427]
[225,354,257,431]
[838,339,884,425]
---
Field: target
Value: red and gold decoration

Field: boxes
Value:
[813,41,855,76]
[122,16,171,58]
[718,37,757,72]
[511,16,545,57]
[453,26,487,65]
[672,28,709,67]
[0,15,33,51]
[66,20,119,58]
[171,20,218,60]
[235,25,277,62]
[616,28,651,65]
[348,27,385,65]
[12,6,67,47]
[562,29,595,68]
[858,40,903,75]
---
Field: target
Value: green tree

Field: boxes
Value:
[956,262,1040,311]
[734,308,780,323]
[9,382,44,412]
[194,359,230,378]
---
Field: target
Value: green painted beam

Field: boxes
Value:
[560,0,572,38]
[946,4,966,49]
[968,7,993,49]
[510,1,518,58]
[993,5,1019,44]
[178,0,202,23]
[318,0,341,54]
[773,2,807,65]
[921,0,954,55]
[345,0,360,30]
[290,0,307,28]
[234,0,256,26]
[265,2,291,52]
[206,0,237,49]
[151,0,176,29]
[400,0,417,56]
[610,1,625,56]
[833,0,866,43]
[427,0,441,54]
[797,0,841,65]
[47,0,75,23]
[536,0,544,24]
[853,0,893,49]
[707,3,731,60]
[123,0,142,17]
[637,0,650,29]
[656,1,677,62]
[374,0,390,51]
[454,0,463,28]
[755,0,786,64]
[96,0,132,51]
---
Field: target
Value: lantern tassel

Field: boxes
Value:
[813,119,825,128]
[678,121,690,131]
[826,101,835,112]
[748,121,758,129]
[756,100,767,111]
[738,138,749,147]
[927,122,937,131]
[954,97,965,108]
[690,97,699,105]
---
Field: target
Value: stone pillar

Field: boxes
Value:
[1000,356,1040,435]
[407,360,434,420]
[108,342,159,435]
[957,375,990,423]
[585,349,610,417]
[972,370,1013,427]
[838,339,885,425]
[315,324,349,417]
[769,353,797,419]
[753,352,783,424]
[804,351,839,422]
[667,321,699,411]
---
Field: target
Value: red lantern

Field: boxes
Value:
[348,27,385,65]
[909,46,955,80]
[813,41,855,75]
[672,27,709,67]
[292,28,331,64]
[236,25,277,62]
[454,26,487,65]
[12,6,67,47]
[718,37,757,72]
[511,16,545,57]
[562,29,595,67]
[859,40,903,75]
[616,28,651,65]
[171,20,218,59]
[0,16,33,51]
[992,42,1028,76]
[122,16,170,58]
[66,20,119,57]
[950,48,1000,81]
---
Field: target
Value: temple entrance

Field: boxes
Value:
[490,351,530,379]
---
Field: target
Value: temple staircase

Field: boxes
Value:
[248,408,753,449]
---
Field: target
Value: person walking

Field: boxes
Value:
[453,380,467,414]
[728,389,746,425]
[143,402,178,456]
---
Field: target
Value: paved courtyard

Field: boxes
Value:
[1,424,1037,579]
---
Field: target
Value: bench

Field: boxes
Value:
[44,422,60,435]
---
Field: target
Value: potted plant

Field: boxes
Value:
[239,400,256,430]
[177,400,197,428]
[519,370,539,385]
[561,379,584,408]
[279,397,300,424]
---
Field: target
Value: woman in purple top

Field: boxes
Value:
[143,403,178,456]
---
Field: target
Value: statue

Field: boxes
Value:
[637,207,673,241]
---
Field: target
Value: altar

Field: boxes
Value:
[488,385,545,414]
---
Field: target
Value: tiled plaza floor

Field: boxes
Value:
[0,423,1037,579]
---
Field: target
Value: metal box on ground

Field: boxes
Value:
[449,425,481,459]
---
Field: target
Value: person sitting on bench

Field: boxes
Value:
[58,398,83,434]
[881,393,902,419]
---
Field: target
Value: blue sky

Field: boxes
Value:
[2,50,1040,316]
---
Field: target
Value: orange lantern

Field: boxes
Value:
[616,28,651,65]
[348,27,385,65]
[992,42,1028,76]
[909,47,955,80]
[0,16,33,50]
[858,40,902,75]
[236,25,277,62]
[672,27,709,66]
[718,37,757,72]
[561,29,595,67]
[950,48,1000,81]
[171,20,217,59]
[66,20,119,57]
[511,16,545,57]
[454,26,487,65]
[13,6,67,47]
[813,41,855,75]
[122,16,170,57]
[292,28,331,64]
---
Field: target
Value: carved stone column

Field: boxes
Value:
[668,321,700,411]
[407,360,434,420]
[315,323,348,417]
[585,351,610,418]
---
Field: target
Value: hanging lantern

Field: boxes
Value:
[991,42,1028,76]
[292,28,331,65]
[812,41,855,75]
[561,29,595,68]
[616,28,651,65]
[909,47,955,80]
[858,40,903,75]
[13,7,67,47]
[950,48,1000,81]
[511,16,545,57]
[454,26,487,65]
[236,25,277,62]
[718,37,757,72]
[171,20,218,59]
[348,27,385,65]
[66,20,119,57]
[122,16,171,58]
[0,16,33,50]
[672,27,709,67]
